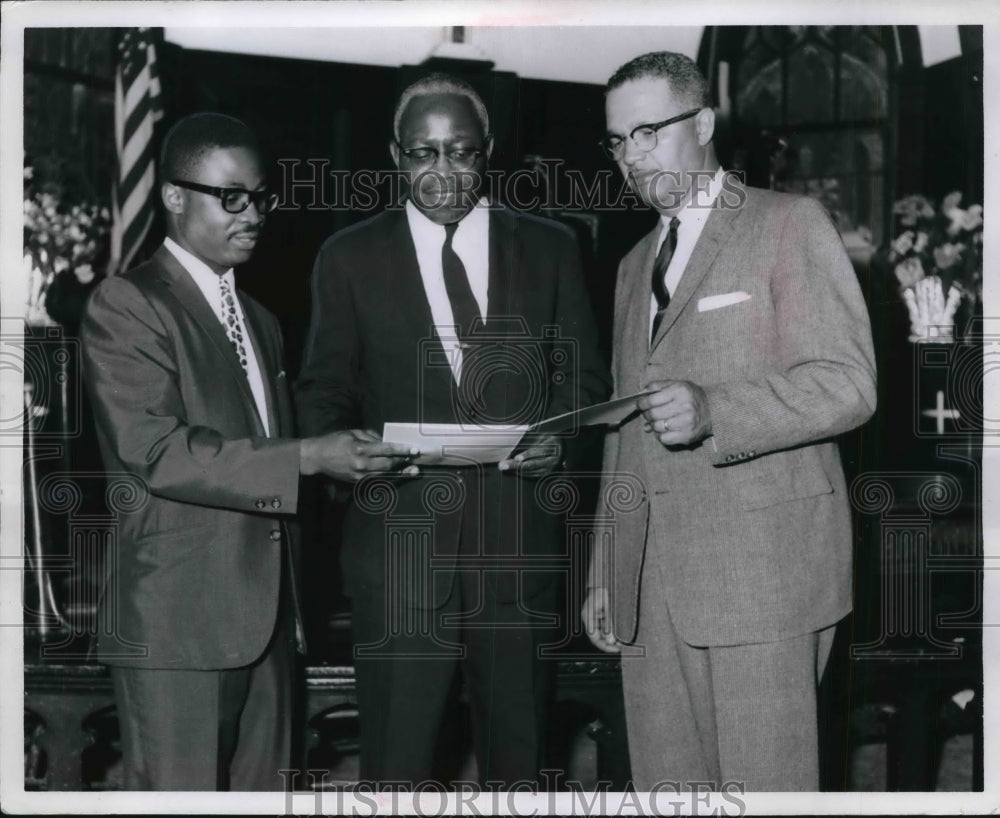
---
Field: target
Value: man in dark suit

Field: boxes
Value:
[582,52,877,790]
[295,74,609,786]
[80,113,416,791]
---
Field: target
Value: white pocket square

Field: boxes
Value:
[697,291,752,312]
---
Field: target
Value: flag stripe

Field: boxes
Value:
[120,117,156,184]
[112,28,163,274]
[121,164,156,228]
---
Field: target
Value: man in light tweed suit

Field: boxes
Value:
[582,52,876,791]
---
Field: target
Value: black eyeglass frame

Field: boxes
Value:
[393,139,492,169]
[169,179,279,214]
[599,107,704,160]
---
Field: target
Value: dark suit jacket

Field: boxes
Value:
[295,205,610,605]
[590,183,877,647]
[80,245,304,669]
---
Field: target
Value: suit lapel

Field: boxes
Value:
[648,197,742,355]
[387,209,439,342]
[240,299,279,436]
[153,247,260,422]
[387,208,459,402]
[619,230,659,390]
[486,207,515,325]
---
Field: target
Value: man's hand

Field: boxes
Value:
[637,380,712,447]
[582,587,620,654]
[301,429,419,482]
[498,433,562,478]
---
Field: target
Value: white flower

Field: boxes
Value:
[74,264,95,284]
[960,204,983,231]
[891,231,914,258]
[895,257,925,289]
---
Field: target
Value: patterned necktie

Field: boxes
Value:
[219,275,249,374]
[650,216,680,342]
[441,222,481,342]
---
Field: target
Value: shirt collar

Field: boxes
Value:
[163,236,233,290]
[662,166,726,232]
[405,197,490,242]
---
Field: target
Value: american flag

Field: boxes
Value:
[111,28,164,274]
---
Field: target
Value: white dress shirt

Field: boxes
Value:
[163,237,271,436]
[405,198,490,382]
[649,167,727,340]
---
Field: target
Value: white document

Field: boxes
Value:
[529,390,649,434]
[383,391,651,465]
[382,422,528,467]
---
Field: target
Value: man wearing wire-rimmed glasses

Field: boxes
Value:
[296,74,609,787]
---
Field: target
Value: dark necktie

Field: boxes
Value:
[442,222,480,341]
[650,216,680,342]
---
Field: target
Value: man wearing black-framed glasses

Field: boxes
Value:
[80,112,415,791]
[296,74,609,787]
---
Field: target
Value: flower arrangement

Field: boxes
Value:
[24,166,110,327]
[886,191,983,343]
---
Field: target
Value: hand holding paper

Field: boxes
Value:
[499,433,563,476]
[382,391,651,467]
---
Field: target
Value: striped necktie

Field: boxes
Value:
[651,216,680,342]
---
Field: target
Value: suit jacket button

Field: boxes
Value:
[270,529,282,542]
[271,499,281,509]
[255,499,266,510]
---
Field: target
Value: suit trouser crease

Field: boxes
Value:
[352,474,553,786]
[621,526,835,792]
[111,580,294,791]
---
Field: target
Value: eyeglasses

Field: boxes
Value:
[394,141,490,171]
[170,179,279,214]
[599,108,703,160]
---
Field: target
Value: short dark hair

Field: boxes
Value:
[159,113,261,181]
[393,73,490,140]
[606,51,711,108]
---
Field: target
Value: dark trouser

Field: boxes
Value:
[110,599,295,791]
[352,574,556,788]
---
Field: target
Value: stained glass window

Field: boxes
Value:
[729,26,892,250]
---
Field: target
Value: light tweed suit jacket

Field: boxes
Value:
[589,180,876,648]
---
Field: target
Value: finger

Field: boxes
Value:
[640,399,688,425]
[514,446,559,463]
[636,387,678,411]
[363,442,420,458]
[657,429,693,446]
[361,455,413,472]
[637,384,680,408]
[354,429,381,442]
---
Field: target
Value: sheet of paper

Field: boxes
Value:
[529,390,649,434]
[382,422,529,467]
[383,391,650,465]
